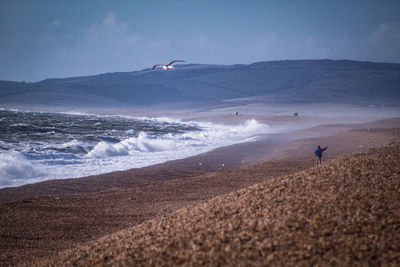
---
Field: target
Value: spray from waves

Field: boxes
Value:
[0,111,272,188]
[86,119,270,159]
[87,132,178,158]
[185,119,269,143]
[0,153,45,187]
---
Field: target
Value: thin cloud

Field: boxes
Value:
[363,22,400,62]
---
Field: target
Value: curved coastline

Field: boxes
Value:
[1,115,399,265]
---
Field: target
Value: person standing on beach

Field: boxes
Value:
[314,145,327,165]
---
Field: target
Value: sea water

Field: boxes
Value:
[0,110,270,188]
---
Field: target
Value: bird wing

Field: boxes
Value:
[152,64,162,70]
[167,60,185,66]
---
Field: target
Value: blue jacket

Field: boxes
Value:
[314,147,327,157]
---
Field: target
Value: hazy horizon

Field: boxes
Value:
[1,0,400,82]
[3,58,400,83]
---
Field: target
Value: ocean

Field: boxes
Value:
[0,110,270,188]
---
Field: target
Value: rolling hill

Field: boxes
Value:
[1,60,400,108]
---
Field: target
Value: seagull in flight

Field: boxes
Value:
[152,60,185,70]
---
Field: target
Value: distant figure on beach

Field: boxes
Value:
[314,145,327,165]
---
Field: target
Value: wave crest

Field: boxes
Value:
[87,119,269,158]
[0,153,45,187]
[87,132,177,158]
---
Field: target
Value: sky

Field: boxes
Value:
[1,0,400,82]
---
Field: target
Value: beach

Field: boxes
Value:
[3,1,400,264]
[54,139,400,266]
[1,111,400,265]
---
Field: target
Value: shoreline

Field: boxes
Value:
[1,113,396,194]
[1,113,400,265]
[0,112,281,190]
[1,104,395,190]
[1,105,373,191]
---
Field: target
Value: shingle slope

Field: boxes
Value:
[51,142,400,266]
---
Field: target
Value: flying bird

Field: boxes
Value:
[152,60,185,70]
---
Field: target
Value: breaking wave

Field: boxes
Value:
[0,153,45,187]
[0,109,272,188]
[87,119,269,158]
[87,132,178,157]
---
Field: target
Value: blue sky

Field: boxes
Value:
[1,0,400,82]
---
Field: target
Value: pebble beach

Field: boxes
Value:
[1,116,399,266]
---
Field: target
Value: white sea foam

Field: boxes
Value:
[60,139,84,148]
[87,119,269,159]
[0,153,46,187]
[89,132,180,158]
[0,116,272,188]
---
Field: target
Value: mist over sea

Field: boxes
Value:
[0,110,270,188]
